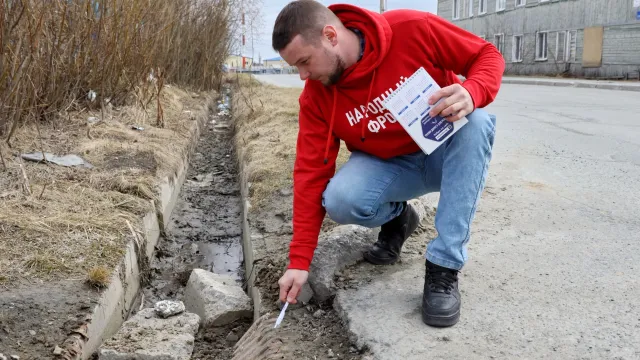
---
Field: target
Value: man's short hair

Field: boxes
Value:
[272,0,339,51]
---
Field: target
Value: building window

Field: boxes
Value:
[494,34,504,54]
[515,0,526,6]
[496,0,506,11]
[512,35,523,62]
[468,0,473,17]
[555,31,567,62]
[479,0,487,14]
[453,0,460,19]
[536,31,548,60]
[568,30,577,62]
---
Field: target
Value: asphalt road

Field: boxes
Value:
[255,74,640,359]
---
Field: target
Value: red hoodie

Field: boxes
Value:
[288,5,505,271]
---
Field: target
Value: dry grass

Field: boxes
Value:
[87,266,112,288]
[0,0,238,139]
[0,86,214,285]
[230,75,350,210]
[0,0,247,286]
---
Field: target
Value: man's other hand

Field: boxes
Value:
[278,269,309,304]
[428,84,474,122]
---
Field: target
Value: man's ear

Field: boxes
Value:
[322,25,338,46]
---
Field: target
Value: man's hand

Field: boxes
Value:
[428,83,474,122]
[278,269,309,304]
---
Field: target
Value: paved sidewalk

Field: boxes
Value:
[255,74,640,92]
[502,76,640,92]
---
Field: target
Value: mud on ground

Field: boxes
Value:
[0,281,98,359]
[141,106,244,307]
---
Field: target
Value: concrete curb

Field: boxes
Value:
[66,95,214,359]
[502,77,640,92]
[236,129,263,323]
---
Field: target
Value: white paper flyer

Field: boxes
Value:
[382,67,468,155]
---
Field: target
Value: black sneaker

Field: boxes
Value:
[363,202,419,265]
[422,260,461,327]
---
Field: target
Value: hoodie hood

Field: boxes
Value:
[320,4,394,162]
[327,4,393,86]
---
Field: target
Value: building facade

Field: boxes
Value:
[263,56,291,72]
[224,55,254,70]
[437,0,640,79]
[263,56,286,68]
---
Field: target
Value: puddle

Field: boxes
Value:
[196,241,243,281]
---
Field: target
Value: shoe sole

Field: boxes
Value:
[363,251,398,265]
[421,309,460,327]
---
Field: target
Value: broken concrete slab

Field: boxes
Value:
[98,308,200,360]
[308,198,432,302]
[183,269,252,327]
[297,282,314,304]
[308,225,378,302]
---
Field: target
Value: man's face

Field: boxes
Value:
[280,30,345,86]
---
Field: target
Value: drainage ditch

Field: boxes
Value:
[139,91,252,358]
[97,87,366,359]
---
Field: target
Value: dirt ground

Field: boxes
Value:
[0,281,98,359]
[250,254,370,359]
[0,85,213,358]
[192,317,253,360]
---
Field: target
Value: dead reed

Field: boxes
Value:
[0,0,235,140]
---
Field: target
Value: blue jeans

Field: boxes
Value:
[322,109,497,270]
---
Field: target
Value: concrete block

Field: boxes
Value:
[308,198,432,302]
[184,269,252,327]
[308,224,377,302]
[98,308,200,360]
[297,282,314,304]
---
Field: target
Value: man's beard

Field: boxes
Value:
[324,53,346,86]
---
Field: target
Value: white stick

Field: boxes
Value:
[274,302,289,328]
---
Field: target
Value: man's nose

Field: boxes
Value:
[299,70,310,81]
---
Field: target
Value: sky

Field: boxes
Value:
[245,0,438,61]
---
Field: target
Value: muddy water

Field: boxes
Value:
[142,92,245,305]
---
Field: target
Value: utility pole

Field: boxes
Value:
[241,1,246,69]
[380,0,386,13]
[251,17,254,70]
